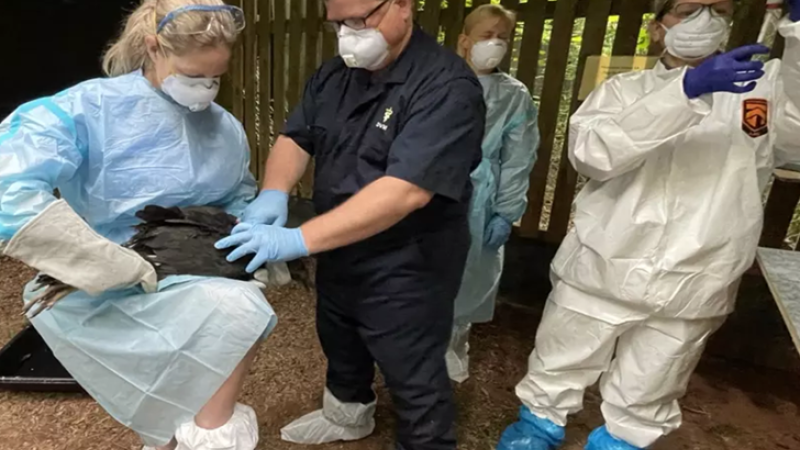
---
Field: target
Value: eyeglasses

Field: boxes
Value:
[666,2,735,20]
[156,5,246,36]
[325,0,392,32]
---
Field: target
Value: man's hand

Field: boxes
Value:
[683,45,770,99]
[215,225,309,273]
[236,189,289,231]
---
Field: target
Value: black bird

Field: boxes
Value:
[24,196,317,318]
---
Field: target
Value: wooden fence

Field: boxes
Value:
[218,0,799,248]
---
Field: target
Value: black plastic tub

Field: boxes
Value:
[0,325,85,393]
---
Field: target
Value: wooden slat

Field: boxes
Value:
[499,0,521,72]
[514,0,547,94]
[546,0,614,242]
[273,0,288,133]
[419,0,442,36]
[611,0,648,56]
[242,0,258,176]
[771,34,786,59]
[231,0,245,122]
[443,0,466,50]
[218,0,242,115]
[760,179,800,249]
[728,0,767,50]
[320,0,337,61]
[507,0,652,20]
[305,0,321,80]
[216,68,235,113]
[287,0,305,109]
[322,27,337,61]
[257,0,274,181]
[519,0,579,238]
[515,0,548,236]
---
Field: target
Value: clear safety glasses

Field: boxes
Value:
[156,5,246,36]
[324,0,393,32]
[667,2,735,20]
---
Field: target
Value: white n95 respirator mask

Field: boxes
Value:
[337,25,390,70]
[470,39,508,71]
[161,74,221,112]
[663,7,730,60]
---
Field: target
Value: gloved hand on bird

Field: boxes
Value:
[3,197,317,319]
[683,44,770,98]
[215,224,310,273]
[2,199,159,316]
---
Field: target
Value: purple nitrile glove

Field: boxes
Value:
[683,44,770,99]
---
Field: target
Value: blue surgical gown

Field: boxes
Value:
[453,72,540,325]
[0,70,277,446]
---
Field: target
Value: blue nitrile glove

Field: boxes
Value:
[585,426,643,450]
[683,44,770,99]
[484,215,513,250]
[215,224,309,273]
[791,0,800,22]
[497,406,565,450]
[235,189,289,233]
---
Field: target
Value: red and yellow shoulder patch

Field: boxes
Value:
[742,98,769,138]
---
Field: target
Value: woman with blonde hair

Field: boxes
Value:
[0,1,274,449]
[446,4,540,383]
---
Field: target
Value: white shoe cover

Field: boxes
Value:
[445,323,471,383]
[175,403,259,450]
[280,388,376,444]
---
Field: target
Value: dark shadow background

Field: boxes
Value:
[0,0,139,118]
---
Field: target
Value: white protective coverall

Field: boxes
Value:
[446,71,540,383]
[515,18,800,449]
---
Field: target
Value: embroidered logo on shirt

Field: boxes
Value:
[376,107,394,131]
[742,98,769,138]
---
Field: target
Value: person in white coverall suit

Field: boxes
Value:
[445,4,540,384]
[497,0,800,449]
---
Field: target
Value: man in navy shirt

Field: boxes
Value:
[215,0,485,448]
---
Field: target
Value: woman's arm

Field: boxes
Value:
[213,122,258,218]
[569,68,711,182]
[0,97,84,241]
[494,95,540,223]
[774,17,800,166]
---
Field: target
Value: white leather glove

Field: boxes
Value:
[254,262,293,288]
[3,199,158,296]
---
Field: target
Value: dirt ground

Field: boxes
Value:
[1,255,800,450]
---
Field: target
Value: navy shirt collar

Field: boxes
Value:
[360,24,425,85]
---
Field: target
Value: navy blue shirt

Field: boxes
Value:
[282,26,485,288]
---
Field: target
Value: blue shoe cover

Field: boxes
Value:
[497,406,565,450]
[585,426,644,450]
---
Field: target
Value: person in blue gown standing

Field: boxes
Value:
[446,4,541,383]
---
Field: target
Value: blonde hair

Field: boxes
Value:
[103,0,240,77]
[463,4,517,36]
